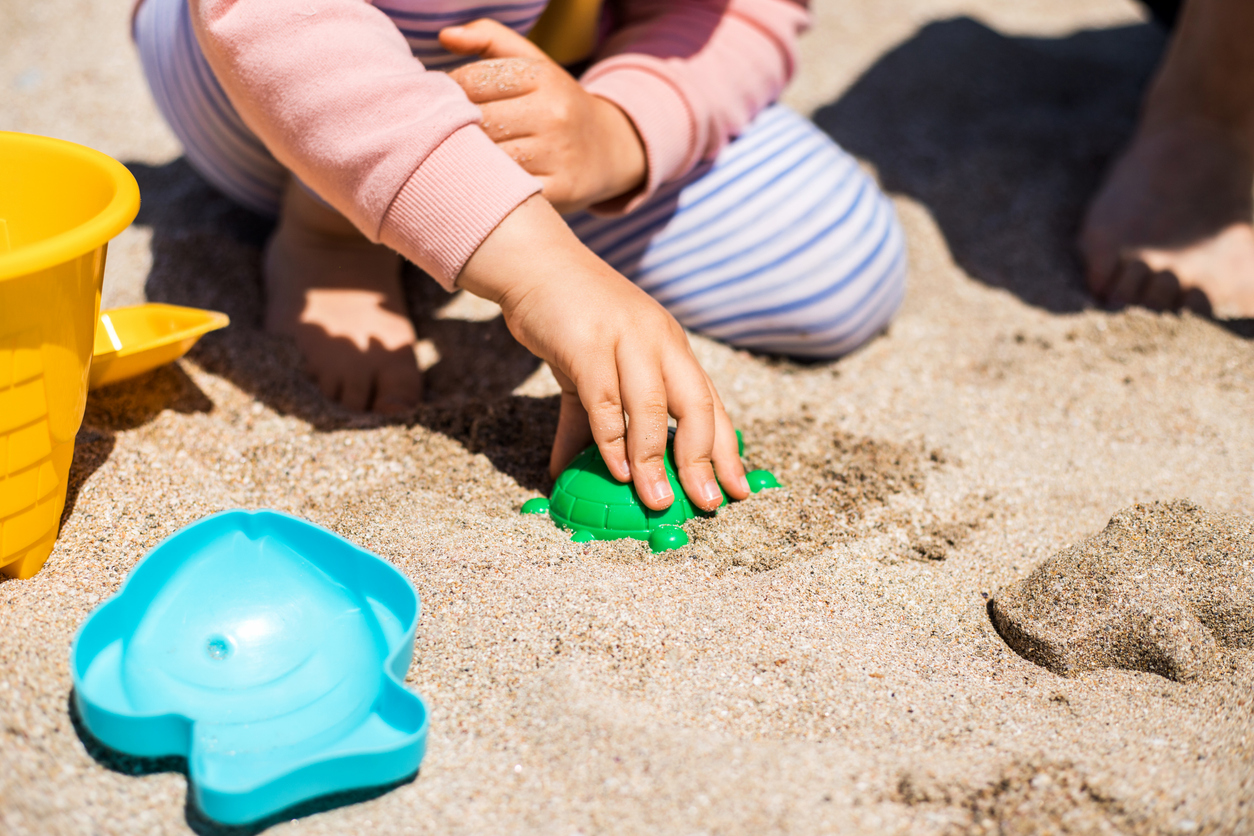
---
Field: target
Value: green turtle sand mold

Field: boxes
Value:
[521,431,779,552]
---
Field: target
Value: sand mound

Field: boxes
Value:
[990,500,1254,681]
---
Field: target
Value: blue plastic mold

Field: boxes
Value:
[70,510,428,825]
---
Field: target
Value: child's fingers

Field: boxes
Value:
[447,58,542,104]
[664,359,723,512]
[480,135,577,211]
[549,386,595,479]
[495,141,564,193]
[617,348,675,510]
[478,99,538,141]
[439,18,550,61]
[706,375,750,501]
[559,363,631,484]
[554,363,632,483]
[496,138,539,169]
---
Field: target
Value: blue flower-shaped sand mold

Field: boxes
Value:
[71,510,428,826]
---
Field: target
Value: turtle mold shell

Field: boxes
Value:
[548,444,714,542]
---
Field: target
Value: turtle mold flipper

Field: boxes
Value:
[648,526,689,553]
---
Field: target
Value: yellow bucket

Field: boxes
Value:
[0,132,140,579]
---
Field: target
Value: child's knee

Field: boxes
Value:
[713,191,907,360]
[133,0,286,216]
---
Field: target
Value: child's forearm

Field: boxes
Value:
[189,0,539,286]
[579,0,810,211]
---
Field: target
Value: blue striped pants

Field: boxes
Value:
[134,0,906,358]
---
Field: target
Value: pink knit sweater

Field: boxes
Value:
[183,0,810,289]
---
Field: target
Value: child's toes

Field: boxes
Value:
[372,349,424,414]
[310,361,351,409]
[339,372,375,413]
[305,345,361,409]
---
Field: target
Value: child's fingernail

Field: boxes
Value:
[699,480,722,508]
[652,478,674,505]
[737,474,750,495]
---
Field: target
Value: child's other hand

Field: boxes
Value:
[439,19,646,214]
[458,195,750,512]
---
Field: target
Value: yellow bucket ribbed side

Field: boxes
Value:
[0,132,139,578]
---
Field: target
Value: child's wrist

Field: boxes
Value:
[456,195,598,309]
[589,96,647,206]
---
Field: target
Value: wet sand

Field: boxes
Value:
[2,0,1253,833]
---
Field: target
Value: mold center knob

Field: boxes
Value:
[206,636,232,660]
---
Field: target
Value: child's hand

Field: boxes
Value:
[439,19,647,214]
[458,195,750,512]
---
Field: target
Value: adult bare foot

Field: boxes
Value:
[264,181,423,413]
[1081,122,1254,316]
[1079,0,1254,319]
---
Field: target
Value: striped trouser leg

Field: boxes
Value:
[567,104,907,359]
[133,0,288,216]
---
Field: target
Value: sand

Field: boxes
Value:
[992,500,1254,682]
[3,0,1254,833]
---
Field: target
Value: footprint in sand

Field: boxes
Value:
[990,500,1254,681]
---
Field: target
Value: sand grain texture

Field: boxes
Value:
[991,500,1254,681]
[3,0,1254,834]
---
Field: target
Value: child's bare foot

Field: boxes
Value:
[264,181,423,413]
[1079,0,1254,319]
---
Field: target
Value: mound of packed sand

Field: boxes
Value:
[990,500,1254,681]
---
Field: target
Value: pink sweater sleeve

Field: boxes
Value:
[188,0,541,289]
[581,0,810,213]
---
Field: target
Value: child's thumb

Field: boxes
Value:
[439,18,549,61]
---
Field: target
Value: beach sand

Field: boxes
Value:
[2,0,1253,833]
[991,500,1254,683]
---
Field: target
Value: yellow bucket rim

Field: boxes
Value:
[0,131,141,282]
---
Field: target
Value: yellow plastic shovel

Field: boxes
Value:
[90,303,229,390]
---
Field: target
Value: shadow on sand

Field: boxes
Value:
[54,360,218,530]
[68,691,415,836]
[815,16,1170,314]
[123,158,558,491]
